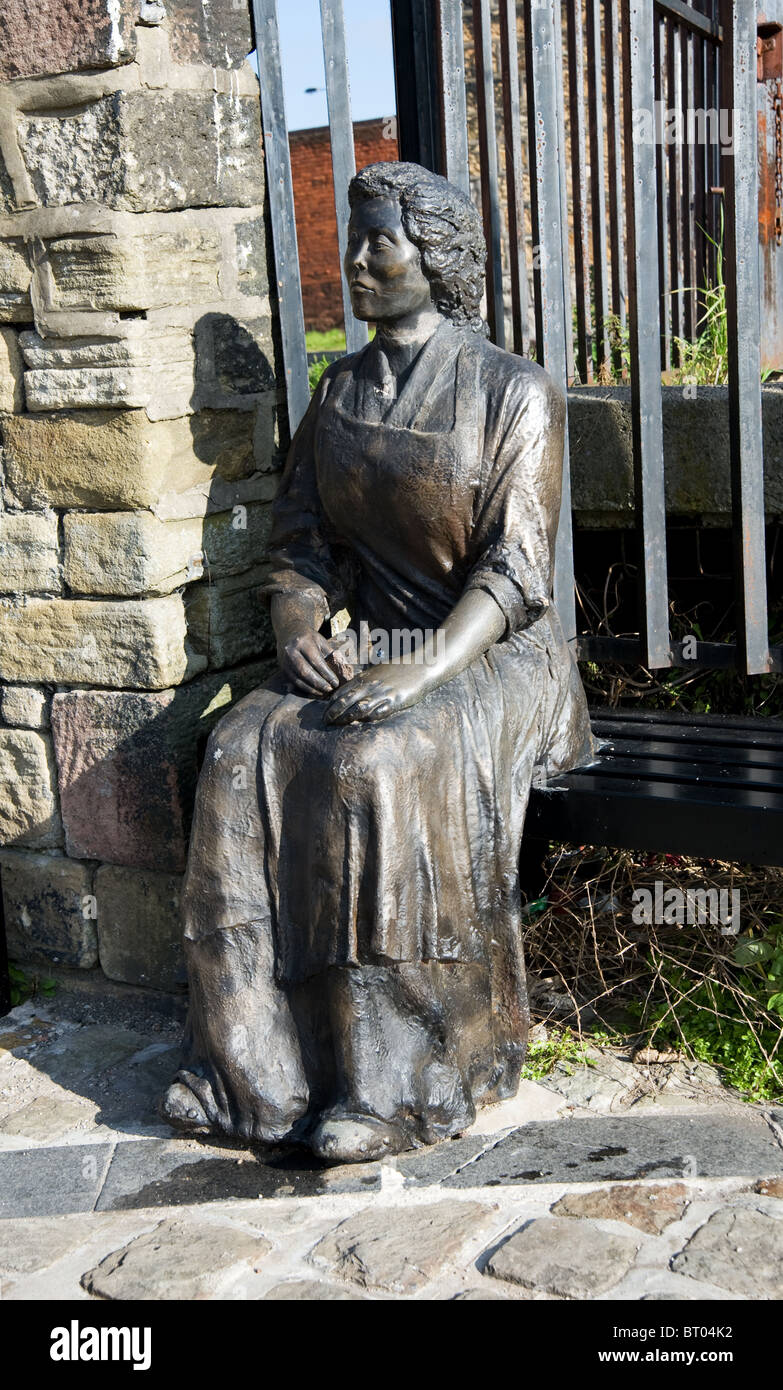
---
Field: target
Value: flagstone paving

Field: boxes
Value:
[1,995,781,1300]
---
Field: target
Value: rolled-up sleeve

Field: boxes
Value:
[464,366,565,637]
[260,369,352,626]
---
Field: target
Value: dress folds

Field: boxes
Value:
[170,319,595,1145]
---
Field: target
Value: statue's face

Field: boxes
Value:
[345,195,433,323]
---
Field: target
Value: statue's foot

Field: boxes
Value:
[158,1080,212,1135]
[309,1110,411,1165]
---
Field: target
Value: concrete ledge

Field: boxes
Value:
[568,385,783,526]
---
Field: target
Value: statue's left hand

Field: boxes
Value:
[324,662,433,726]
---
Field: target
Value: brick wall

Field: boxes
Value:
[290,118,399,332]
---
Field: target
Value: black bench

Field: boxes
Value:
[525,707,783,870]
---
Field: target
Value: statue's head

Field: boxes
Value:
[346,161,486,333]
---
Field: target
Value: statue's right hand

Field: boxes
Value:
[279,632,340,697]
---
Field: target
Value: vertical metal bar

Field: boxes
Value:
[251,0,310,433]
[692,31,708,311]
[499,0,532,355]
[587,0,610,371]
[667,18,684,356]
[681,28,697,340]
[524,0,576,639]
[473,0,506,347]
[655,12,672,370]
[721,0,771,674]
[605,0,628,373]
[437,0,470,194]
[554,3,576,385]
[708,27,721,284]
[320,0,369,356]
[567,0,593,382]
[389,0,442,170]
[622,0,671,669]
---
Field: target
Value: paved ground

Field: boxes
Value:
[1,991,781,1300]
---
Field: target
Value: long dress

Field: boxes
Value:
[167,318,595,1146]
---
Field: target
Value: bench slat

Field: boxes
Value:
[565,755,783,792]
[527,776,783,865]
[598,737,783,772]
[592,719,783,753]
[591,707,783,736]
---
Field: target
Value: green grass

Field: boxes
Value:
[519,1028,597,1081]
[306,328,346,353]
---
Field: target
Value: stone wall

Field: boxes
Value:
[0,1,283,993]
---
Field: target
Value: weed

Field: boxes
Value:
[8,964,57,1009]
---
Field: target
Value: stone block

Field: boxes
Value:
[154,467,279,522]
[63,513,204,597]
[551,1182,689,1235]
[0,686,50,730]
[186,568,274,669]
[670,1204,783,1298]
[82,1218,271,1299]
[568,386,783,524]
[1,408,259,512]
[485,1217,641,1298]
[311,1202,496,1294]
[0,1215,92,1275]
[45,228,222,313]
[21,326,194,421]
[262,1282,367,1301]
[0,329,23,412]
[166,0,255,69]
[0,596,205,689]
[94,864,184,989]
[50,664,272,872]
[235,218,270,300]
[18,93,264,213]
[0,153,14,217]
[0,1143,114,1219]
[0,0,136,81]
[195,313,276,406]
[0,850,97,968]
[0,513,60,593]
[443,1112,783,1186]
[0,241,33,324]
[202,504,273,578]
[0,730,61,849]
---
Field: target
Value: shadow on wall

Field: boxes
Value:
[4,311,293,996]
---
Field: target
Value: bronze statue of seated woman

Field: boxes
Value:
[161,161,595,1164]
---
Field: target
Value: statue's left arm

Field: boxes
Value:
[326,364,566,726]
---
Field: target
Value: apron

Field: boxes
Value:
[314,331,482,634]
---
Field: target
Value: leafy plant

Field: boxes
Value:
[8,964,57,1008]
[308,355,332,393]
[519,1027,596,1081]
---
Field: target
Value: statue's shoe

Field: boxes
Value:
[309,1110,411,1165]
[158,1080,212,1135]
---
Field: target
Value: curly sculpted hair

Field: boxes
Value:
[348,162,487,333]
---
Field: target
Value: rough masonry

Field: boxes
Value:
[0,0,282,992]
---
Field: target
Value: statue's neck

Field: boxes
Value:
[376,310,445,376]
